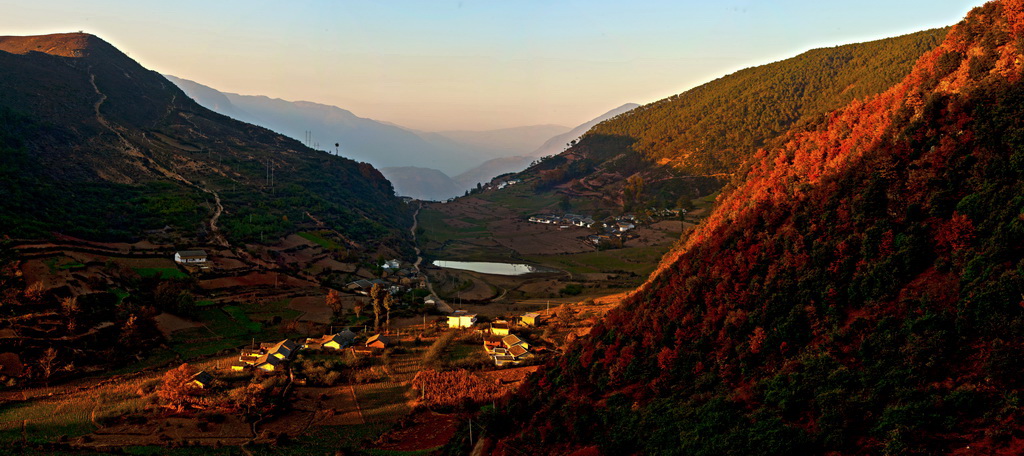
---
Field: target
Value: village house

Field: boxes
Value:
[255,353,283,372]
[365,333,392,350]
[303,329,356,350]
[190,370,215,388]
[502,334,530,350]
[174,250,207,264]
[490,320,511,336]
[235,339,299,372]
[521,312,540,327]
[482,334,504,353]
[448,310,478,328]
[492,334,533,366]
[382,259,401,270]
[239,348,264,366]
[346,278,389,296]
[261,339,299,360]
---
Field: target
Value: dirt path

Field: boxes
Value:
[89,70,228,248]
[411,203,446,308]
[349,385,366,424]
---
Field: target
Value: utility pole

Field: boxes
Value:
[469,417,473,450]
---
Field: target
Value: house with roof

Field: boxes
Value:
[448,310,477,329]
[382,259,401,270]
[502,334,530,350]
[261,339,298,360]
[365,333,392,350]
[521,312,540,327]
[239,348,264,366]
[304,329,356,350]
[482,334,505,353]
[346,279,373,292]
[174,250,207,264]
[190,371,215,389]
[490,320,511,336]
[255,353,283,372]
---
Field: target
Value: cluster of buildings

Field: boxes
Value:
[229,328,388,373]
[345,259,425,296]
[529,213,597,228]
[494,179,522,190]
[232,339,300,372]
[446,310,542,366]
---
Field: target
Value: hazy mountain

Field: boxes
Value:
[379,167,465,201]
[166,75,482,176]
[428,124,570,160]
[496,3,1024,453]
[0,33,409,244]
[452,103,641,188]
[529,103,640,158]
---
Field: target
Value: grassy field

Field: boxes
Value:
[298,231,343,251]
[525,244,671,276]
[233,299,302,324]
[417,208,492,244]
[134,267,189,279]
[479,184,564,215]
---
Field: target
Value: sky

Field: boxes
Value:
[0,0,987,131]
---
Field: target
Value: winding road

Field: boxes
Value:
[410,203,447,309]
[90,70,228,247]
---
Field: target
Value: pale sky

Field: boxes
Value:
[0,0,986,131]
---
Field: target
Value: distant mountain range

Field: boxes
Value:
[0,33,409,244]
[453,103,640,189]
[167,75,590,200]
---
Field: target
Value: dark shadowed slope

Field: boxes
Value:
[0,33,409,245]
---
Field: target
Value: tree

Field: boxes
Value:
[369,283,386,331]
[334,142,340,155]
[158,363,202,413]
[38,347,58,383]
[559,196,572,212]
[228,382,267,419]
[61,297,80,333]
[353,300,365,321]
[325,289,344,320]
[383,294,395,331]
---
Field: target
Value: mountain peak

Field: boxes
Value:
[0,32,113,58]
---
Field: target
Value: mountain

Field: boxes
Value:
[530,103,640,158]
[0,33,409,244]
[494,1,1024,454]
[429,124,570,160]
[452,103,640,189]
[452,155,536,189]
[379,166,464,201]
[166,75,482,176]
[513,28,948,210]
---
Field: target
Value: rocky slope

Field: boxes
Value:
[494,1,1024,454]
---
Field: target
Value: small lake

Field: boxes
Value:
[432,260,557,276]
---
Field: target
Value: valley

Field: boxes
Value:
[5,1,1024,455]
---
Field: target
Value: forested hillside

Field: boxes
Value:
[0,33,409,245]
[494,1,1024,454]
[519,28,948,210]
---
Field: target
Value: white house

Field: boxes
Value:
[174,250,208,264]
